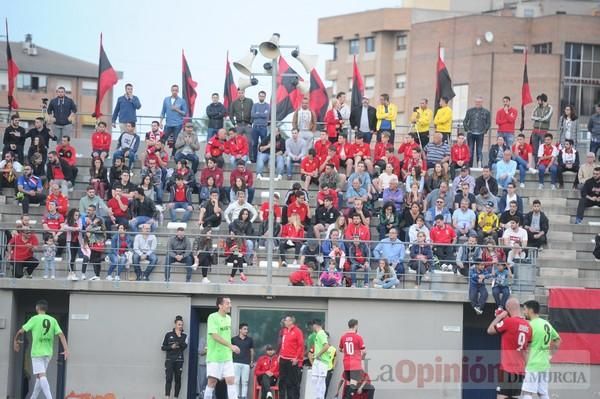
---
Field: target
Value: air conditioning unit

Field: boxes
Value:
[27,46,38,56]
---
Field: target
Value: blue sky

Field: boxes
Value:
[4,0,403,117]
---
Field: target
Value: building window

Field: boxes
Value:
[395,74,406,90]
[563,42,600,117]
[348,78,353,91]
[396,33,408,51]
[364,75,375,97]
[452,84,469,122]
[349,39,360,55]
[0,71,7,91]
[81,80,97,96]
[333,44,337,61]
[365,37,375,53]
[512,45,527,54]
[523,8,535,18]
[16,73,47,92]
[331,80,337,95]
[55,79,73,94]
[533,42,552,54]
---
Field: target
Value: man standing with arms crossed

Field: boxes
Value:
[279,315,304,399]
[14,299,69,399]
[338,319,366,399]
[487,297,532,399]
[205,297,240,399]
[311,319,331,399]
[522,300,561,399]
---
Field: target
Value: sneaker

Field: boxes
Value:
[202,277,211,284]
[474,307,483,315]
[528,168,537,174]
[423,274,431,281]
[106,275,113,281]
[240,273,247,282]
[191,262,199,271]
[43,275,48,279]
[26,273,33,279]
[114,276,120,281]
[551,184,557,190]
[275,175,283,181]
[575,218,583,225]
[71,274,79,281]
[267,392,273,399]
[256,174,264,181]
[228,276,234,284]
[51,275,55,279]
[519,183,525,188]
[80,274,87,280]
[89,276,100,281]
[280,261,287,267]
[105,255,110,263]
[538,184,544,190]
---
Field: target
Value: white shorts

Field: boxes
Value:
[207,361,235,380]
[521,371,549,396]
[312,359,328,378]
[31,356,50,375]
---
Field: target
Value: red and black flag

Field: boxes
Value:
[5,19,19,113]
[182,50,198,119]
[519,49,533,132]
[223,52,238,114]
[549,287,600,364]
[434,44,455,113]
[92,34,119,118]
[309,68,328,122]
[351,56,364,110]
[276,56,303,121]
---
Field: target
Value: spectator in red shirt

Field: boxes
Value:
[108,187,130,226]
[351,133,373,173]
[227,127,250,167]
[286,192,310,225]
[537,133,559,189]
[289,263,314,286]
[8,226,39,278]
[259,192,282,223]
[255,345,280,399]
[144,140,169,170]
[42,201,66,255]
[167,176,194,222]
[56,135,78,186]
[46,182,69,217]
[495,96,518,148]
[511,133,536,188]
[46,151,73,196]
[344,213,371,241]
[384,147,402,177]
[401,147,427,181]
[450,132,471,178]
[317,183,340,209]
[230,159,255,204]
[374,131,393,163]
[398,133,419,165]
[205,128,228,168]
[145,120,164,153]
[279,214,305,266]
[91,121,112,162]
[324,99,343,143]
[300,148,320,191]
[429,215,457,271]
[279,316,305,399]
[334,133,355,176]
[314,131,331,162]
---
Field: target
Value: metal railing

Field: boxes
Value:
[0,228,538,294]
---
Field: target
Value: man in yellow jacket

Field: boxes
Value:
[410,98,433,147]
[376,93,398,143]
[434,96,453,144]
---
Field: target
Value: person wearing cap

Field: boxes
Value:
[167,176,194,223]
[475,187,498,214]
[284,128,308,180]
[477,200,500,242]
[174,122,200,174]
[350,96,377,145]
[451,165,475,195]
[113,122,141,170]
[255,344,280,399]
[165,226,193,282]
[424,197,452,229]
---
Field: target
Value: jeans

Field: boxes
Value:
[107,253,127,277]
[358,130,373,145]
[531,133,544,163]
[20,193,46,214]
[129,216,157,232]
[514,155,529,183]
[197,364,207,397]
[538,164,557,185]
[256,152,285,176]
[251,125,268,162]
[350,263,369,286]
[467,132,484,167]
[207,127,219,141]
[492,285,510,309]
[285,157,302,177]
[577,198,600,220]
[175,152,199,174]
[52,124,73,142]
[169,202,193,222]
[165,254,193,282]
[133,252,158,280]
[113,149,137,170]
[300,130,315,148]
[469,284,488,309]
[497,132,514,148]
[374,277,399,289]
[497,175,514,190]
[163,125,182,146]
[590,141,600,160]
[230,155,249,168]
[43,258,56,277]
[234,363,251,399]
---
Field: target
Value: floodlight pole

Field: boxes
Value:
[266,58,277,286]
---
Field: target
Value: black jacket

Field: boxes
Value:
[46,158,74,181]
[523,211,549,235]
[315,205,340,225]
[161,329,188,362]
[350,105,377,132]
[557,149,580,168]
[488,144,509,168]
[474,175,499,197]
[129,197,157,218]
[206,102,226,129]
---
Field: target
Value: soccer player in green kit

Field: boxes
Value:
[522,300,561,399]
[205,297,240,399]
[311,319,331,399]
[13,299,69,399]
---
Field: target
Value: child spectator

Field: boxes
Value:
[42,235,57,279]
[91,121,112,161]
[289,263,314,286]
[113,122,141,170]
[469,262,491,315]
[409,231,434,288]
[372,259,399,289]
[279,214,305,267]
[492,262,512,312]
[319,259,342,287]
[300,148,320,191]
[106,224,133,281]
[224,234,248,283]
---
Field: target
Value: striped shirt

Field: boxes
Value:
[425,142,450,164]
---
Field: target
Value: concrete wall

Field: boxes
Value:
[0,290,15,398]
[66,292,191,398]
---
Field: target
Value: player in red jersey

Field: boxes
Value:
[338,319,366,399]
[487,297,532,399]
